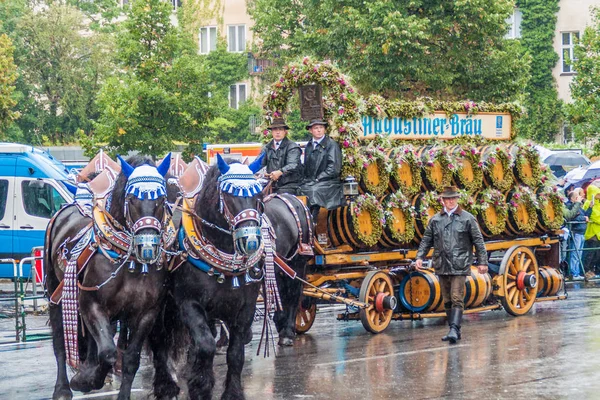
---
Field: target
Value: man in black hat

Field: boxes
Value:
[299,119,344,219]
[415,186,488,344]
[258,117,303,194]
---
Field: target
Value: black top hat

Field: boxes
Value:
[305,119,329,130]
[440,186,460,198]
[268,117,290,130]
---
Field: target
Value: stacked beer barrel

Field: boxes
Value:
[327,142,564,250]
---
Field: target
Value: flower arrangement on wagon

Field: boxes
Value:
[421,146,456,192]
[457,188,481,215]
[476,188,508,236]
[261,57,363,178]
[358,137,393,197]
[482,145,514,192]
[507,185,539,234]
[418,191,443,223]
[513,142,542,188]
[382,191,416,244]
[536,185,565,231]
[352,193,386,248]
[389,144,423,197]
[452,145,483,193]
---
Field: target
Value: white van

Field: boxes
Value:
[0,143,73,278]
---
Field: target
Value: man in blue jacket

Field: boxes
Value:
[565,189,589,280]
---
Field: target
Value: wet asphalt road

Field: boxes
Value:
[1,280,600,400]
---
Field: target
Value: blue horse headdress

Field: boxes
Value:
[217,153,264,197]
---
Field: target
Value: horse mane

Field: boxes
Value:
[195,162,226,222]
[109,155,156,225]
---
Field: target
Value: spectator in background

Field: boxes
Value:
[583,185,600,280]
[564,189,589,280]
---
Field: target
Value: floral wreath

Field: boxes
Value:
[389,145,423,197]
[352,193,386,248]
[476,188,508,236]
[417,191,443,227]
[358,138,392,197]
[508,185,538,234]
[457,188,480,215]
[513,142,542,188]
[482,145,515,192]
[452,145,483,193]
[421,146,455,192]
[537,186,565,231]
[382,191,416,244]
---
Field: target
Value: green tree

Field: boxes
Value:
[567,7,600,155]
[515,0,563,143]
[248,0,530,103]
[89,0,247,159]
[0,34,19,135]
[12,3,114,144]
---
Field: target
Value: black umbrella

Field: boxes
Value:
[544,152,590,167]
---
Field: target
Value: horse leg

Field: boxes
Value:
[79,298,118,372]
[273,269,304,346]
[69,328,112,392]
[117,309,160,400]
[49,302,72,400]
[149,311,180,400]
[180,299,216,400]
[221,321,252,400]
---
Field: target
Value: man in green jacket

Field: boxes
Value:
[415,186,488,344]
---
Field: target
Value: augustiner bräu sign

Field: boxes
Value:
[361,112,512,140]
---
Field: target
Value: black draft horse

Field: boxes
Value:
[45,155,174,400]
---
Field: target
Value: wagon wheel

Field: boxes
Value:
[359,271,397,334]
[500,246,539,316]
[295,298,317,334]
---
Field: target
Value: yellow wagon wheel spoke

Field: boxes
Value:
[501,246,538,316]
[359,271,395,334]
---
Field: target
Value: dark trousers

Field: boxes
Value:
[439,275,466,311]
[584,237,600,273]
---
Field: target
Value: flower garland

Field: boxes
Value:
[507,185,539,234]
[417,191,443,226]
[512,142,542,188]
[452,145,483,193]
[536,186,565,231]
[389,145,423,197]
[358,138,392,197]
[482,145,515,192]
[476,188,508,236]
[457,188,481,215]
[420,146,455,192]
[383,191,416,244]
[351,193,386,248]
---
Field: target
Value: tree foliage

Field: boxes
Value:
[0,34,19,135]
[88,0,247,159]
[568,7,600,155]
[248,0,530,103]
[515,0,563,143]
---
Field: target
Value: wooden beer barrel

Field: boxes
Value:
[537,266,564,297]
[475,189,507,238]
[535,187,564,232]
[328,200,383,248]
[507,143,542,188]
[505,186,538,235]
[448,145,483,193]
[359,156,390,197]
[412,192,442,244]
[479,144,514,193]
[387,147,422,197]
[379,192,415,248]
[464,266,492,309]
[417,146,453,192]
[398,269,444,312]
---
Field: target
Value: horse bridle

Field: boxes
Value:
[219,188,264,257]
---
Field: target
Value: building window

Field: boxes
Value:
[199,26,217,54]
[505,8,522,39]
[229,83,247,109]
[228,25,246,52]
[119,0,130,7]
[171,0,181,11]
[562,31,580,73]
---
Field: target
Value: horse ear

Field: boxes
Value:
[117,155,134,178]
[157,153,171,177]
[63,181,77,196]
[216,153,230,175]
[248,153,265,174]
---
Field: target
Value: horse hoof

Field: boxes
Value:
[52,386,73,400]
[69,372,93,393]
[278,337,294,347]
[154,381,180,400]
[99,348,118,366]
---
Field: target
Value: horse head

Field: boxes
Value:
[214,153,265,257]
[115,154,171,265]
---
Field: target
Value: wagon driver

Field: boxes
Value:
[415,186,488,344]
[299,119,344,220]
[258,117,303,194]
